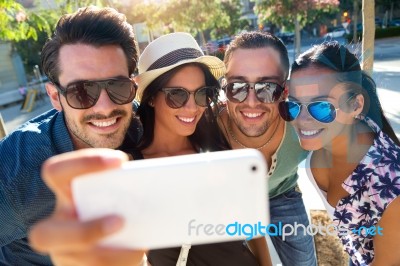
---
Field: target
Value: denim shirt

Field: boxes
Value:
[0,109,73,265]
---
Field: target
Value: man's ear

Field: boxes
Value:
[220,77,227,87]
[282,84,289,100]
[46,83,62,111]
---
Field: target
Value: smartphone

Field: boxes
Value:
[72,149,269,249]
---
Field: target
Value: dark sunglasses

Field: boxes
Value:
[160,86,217,109]
[278,101,340,123]
[54,77,137,109]
[223,82,284,103]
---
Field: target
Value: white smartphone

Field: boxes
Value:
[72,149,269,249]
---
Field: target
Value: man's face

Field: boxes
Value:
[48,44,133,149]
[225,47,285,137]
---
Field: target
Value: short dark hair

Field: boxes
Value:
[291,42,399,145]
[41,6,138,83]
[224,31,289,81]
[137,62,230,152]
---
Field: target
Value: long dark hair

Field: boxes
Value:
[291,42,399,145]
[137,62,231,152]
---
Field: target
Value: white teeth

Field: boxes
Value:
[243,112,262,118]
[91,119,117,127]
[178,116,195,123]
[300,129,321,136]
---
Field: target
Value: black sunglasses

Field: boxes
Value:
[54,77,137,109]
[223,82,284,103]
[160,86,217,109]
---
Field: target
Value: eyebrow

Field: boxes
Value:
[289,95,336,101]
[65,75,128,86]
[227,75,282,83]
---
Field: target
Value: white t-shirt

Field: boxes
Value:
[305,152,335,218]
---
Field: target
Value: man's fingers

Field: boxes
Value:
[29,215,124,253]
[42,149,128,205]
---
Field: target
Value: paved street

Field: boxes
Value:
[1,37,399,266]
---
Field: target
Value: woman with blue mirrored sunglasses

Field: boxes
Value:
[285,42,400,266]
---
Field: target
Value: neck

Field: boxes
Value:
[317,122,374,165]
[143,127,195,159]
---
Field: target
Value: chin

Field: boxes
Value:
[299,139,323,151]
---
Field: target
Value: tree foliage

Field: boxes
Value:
[212,0,248,39]
[126,0,243,43]
[4,0,243,74]
[254,0,340,30]
[6,0,110,75]
[0,0,52,41]
[165,0,230,44]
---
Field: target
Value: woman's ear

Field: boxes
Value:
[352,94,364,116]
[46,83,62,111]
[148,97,154,107]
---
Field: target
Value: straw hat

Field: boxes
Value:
[135,32,225,100]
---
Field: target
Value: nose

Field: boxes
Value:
[91,88,116,113]
[297,104,312,121]
[183,93,198,111]
[245,86,259,107]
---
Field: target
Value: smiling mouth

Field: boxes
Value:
[177,116,195,123]
[299,129,323,137]
[242,112,263,118]
[90,118,118,127]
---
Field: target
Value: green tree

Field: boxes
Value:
[254,0,339,57]
[13,28,50,75]
[0,0,51,41]
[210,0,245,39]
[9,0,109,75]
[125,1,169,33]
[163,0,231,48]
[126,0,243,48]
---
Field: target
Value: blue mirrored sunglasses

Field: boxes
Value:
[278,101,339,123]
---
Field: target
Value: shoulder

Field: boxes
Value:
[0,109,72,185]
[1,109,58,143]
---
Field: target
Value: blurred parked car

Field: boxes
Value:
[203,37,232,54]
[348,23,362,34]
[388,19,400,27]
[275,32,294,44]
[324,27,346,38]
[216,37,232,48]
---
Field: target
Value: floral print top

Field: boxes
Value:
[334,116,400,265]
[308,116,400,266]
